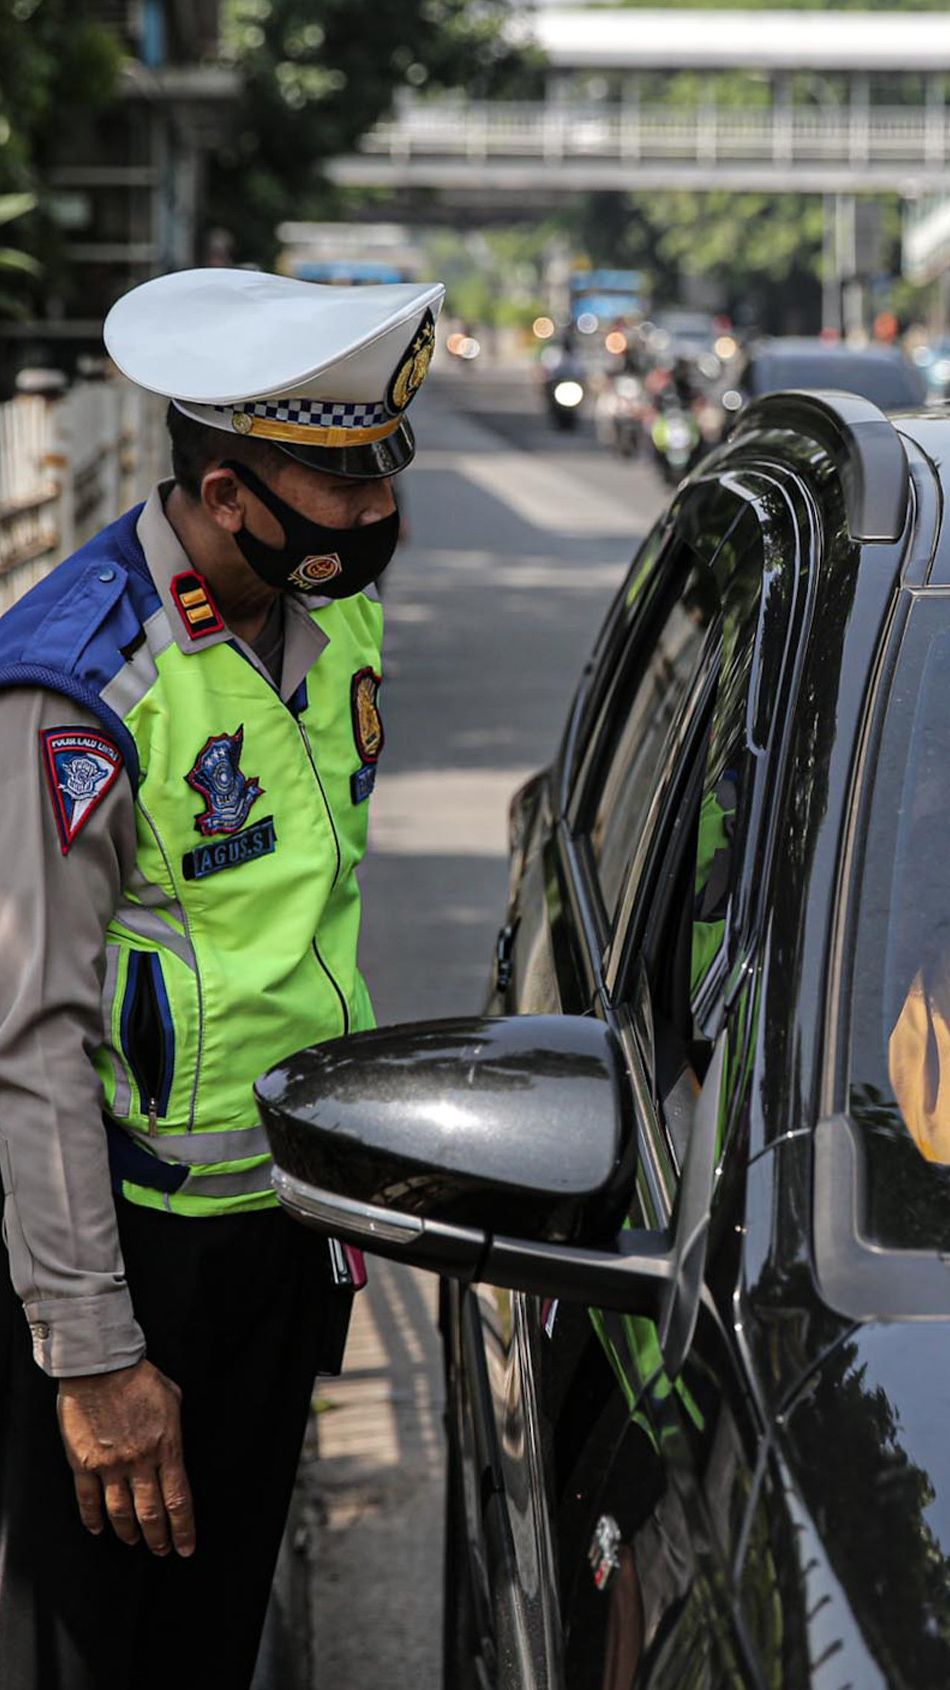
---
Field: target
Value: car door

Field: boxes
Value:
[446,492,745,1689]
[448,460,816,1690]
[554,465,819,1690]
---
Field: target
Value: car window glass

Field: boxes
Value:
[588,566,719,922]
[688,524,767,1018]
[850,598,950,1251]
[609,502,796,1175]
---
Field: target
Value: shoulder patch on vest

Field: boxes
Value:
[170,571,224,641]
[40,727,124,855]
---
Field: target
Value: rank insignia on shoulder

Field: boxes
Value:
[170,570,224,641]
[186,725,264,837]
[40,727,124,855]
[351,667,384,764]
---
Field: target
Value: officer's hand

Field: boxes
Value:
[56,1358,195,1558]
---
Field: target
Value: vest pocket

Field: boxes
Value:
[119,952,176,1131]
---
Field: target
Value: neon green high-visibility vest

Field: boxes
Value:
[95,590,383,1216]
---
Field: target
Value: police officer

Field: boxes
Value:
[0,266,444,1689]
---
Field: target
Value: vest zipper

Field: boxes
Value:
[311,940,350,1037]
[120,953,174,1135]
[295,718,342,888]
[294,714,350,1036]
[138,797,204,1132]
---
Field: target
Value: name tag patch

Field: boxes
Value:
[182,815,277,881]
[350,764,377,805]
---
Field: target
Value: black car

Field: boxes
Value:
[723,336,926,423]
[257,390,950,1690]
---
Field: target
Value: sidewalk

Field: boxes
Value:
[301,1264,445,1687]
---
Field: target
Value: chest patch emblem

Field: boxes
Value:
[350,668,384,806]
[40,727,124,855]
[186,726,264,837]
[351,669,384,763]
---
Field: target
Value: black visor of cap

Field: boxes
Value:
[270,416,415,480]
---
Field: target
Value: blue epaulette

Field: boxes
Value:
[0,506,161,785]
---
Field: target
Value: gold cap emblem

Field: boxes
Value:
[231,411,253,434]
[386,310,436,416]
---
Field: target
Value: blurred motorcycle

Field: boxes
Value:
[647,392,702,485]
[594,372,646,457]
[544,357,585,431]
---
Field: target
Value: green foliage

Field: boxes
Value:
[423,224,553,328]
[211,0,542,262]
[0,190,38,318]
[0,2,123,317]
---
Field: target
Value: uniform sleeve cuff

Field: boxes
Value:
[24,1289,147,1378]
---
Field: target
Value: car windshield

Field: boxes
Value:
[850,596,950,1250]
[751,352,924,411]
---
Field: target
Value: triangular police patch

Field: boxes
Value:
[40,727,124,855]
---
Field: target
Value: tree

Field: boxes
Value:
[210,0,542,263]
[0,1,122,317]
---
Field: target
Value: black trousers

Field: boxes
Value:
[0,1192,351,1690]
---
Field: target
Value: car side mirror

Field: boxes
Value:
[255,1016,724,1376]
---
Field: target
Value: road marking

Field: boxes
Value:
[388,549,627,595]
[418,449,640,535]
[369,767,535,857]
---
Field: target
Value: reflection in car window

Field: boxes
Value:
[851,601,950,1249]
[590,569,718,920]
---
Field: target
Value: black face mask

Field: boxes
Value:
[222,459,399,598]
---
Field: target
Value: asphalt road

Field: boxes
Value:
[272,363,668,1690]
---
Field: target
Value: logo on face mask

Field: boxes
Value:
[287,552,343,592]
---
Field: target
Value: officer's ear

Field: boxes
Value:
[200,466,245,535]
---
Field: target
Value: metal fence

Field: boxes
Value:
[0,380,167,613]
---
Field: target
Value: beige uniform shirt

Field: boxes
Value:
[0,487,330,1377]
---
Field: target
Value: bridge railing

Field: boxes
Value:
[367,101,950,169]
[0,380,166,612]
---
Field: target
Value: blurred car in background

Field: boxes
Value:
[909,335,950,405]
[650,307,722,361]
[722,337,926,426]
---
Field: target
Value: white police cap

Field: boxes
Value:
[103,267,445,479]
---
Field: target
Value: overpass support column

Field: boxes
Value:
[849,73,870,166]
[822,193,843,337]
[772,74,793,167]
[926,76,946,167]
[620,72,641,163]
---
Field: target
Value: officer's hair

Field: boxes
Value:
[166,402,283,500]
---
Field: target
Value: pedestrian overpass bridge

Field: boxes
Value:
[331,101,950,195]
[328,8,950,196]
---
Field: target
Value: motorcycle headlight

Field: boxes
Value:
[553,380,584,408]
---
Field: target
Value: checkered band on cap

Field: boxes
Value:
[213,397,390,430]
